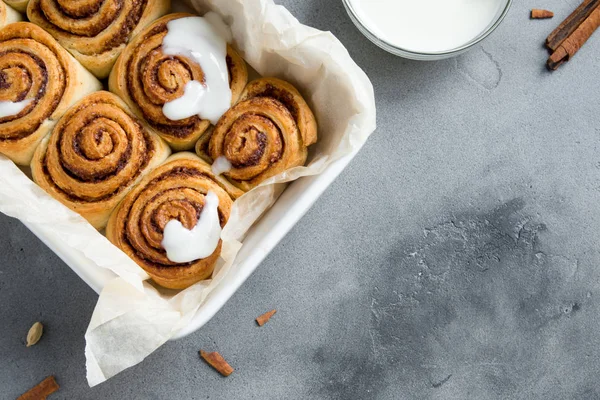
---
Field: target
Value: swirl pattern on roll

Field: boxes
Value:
[106,153,235,289]
[27,0,170,78]
[109,13,248,151]
[0,22,101,165]
[199,77,318,192]
[31,91,170,229]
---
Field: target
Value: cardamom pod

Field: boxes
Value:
[26,322,43,347]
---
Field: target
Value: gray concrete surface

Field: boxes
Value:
[2,0,600,399]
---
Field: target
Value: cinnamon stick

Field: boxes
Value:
[200,350,234,377]
[531,9,554,19]
[547,5,600,69]
[256,309,277,326]
[18,376,59,400]
[546,0,600,51]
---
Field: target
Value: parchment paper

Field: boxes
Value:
[0,0,376,386]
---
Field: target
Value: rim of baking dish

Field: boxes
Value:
[342,0,514,60]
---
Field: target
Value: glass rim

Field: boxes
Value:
[342,0,514,60]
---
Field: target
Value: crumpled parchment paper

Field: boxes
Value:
[0,0,376,386]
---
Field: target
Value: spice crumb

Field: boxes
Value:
[200,350,234,377]
[26,322,43,347]
[531,9,554,19]
[17,376,59,400]
[256,309,277,326]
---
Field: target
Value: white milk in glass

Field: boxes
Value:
[348,0,505,53]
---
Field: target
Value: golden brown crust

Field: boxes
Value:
[106,152,237,290]
[109,13,248,151]
[31,91,171,229]
[0,22,101,165]
[0,2,22,27]
[198,77,318,192]
[27,0,171,78]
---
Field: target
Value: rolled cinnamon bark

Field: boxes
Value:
[546,0,600,51]
[31,91,171,229]
[531,9,554,19]
[197,77,318,192]
[0,22,102,166]
[0,2,22,27]
[3,0,29,13]
[547,3,600,69]
[106,152,238,289]
[109,13,248,151]
[27,0,170,78]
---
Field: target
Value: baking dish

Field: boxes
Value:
[23,149,361,339]
[10,0,376,342]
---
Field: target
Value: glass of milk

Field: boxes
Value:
[343,0,512,60]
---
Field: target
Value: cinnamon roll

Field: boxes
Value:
[31,91,171,229]
[0,2,22,27]
[106,152,238,289]
[109,13,248,151]
[27,0,170,78]
[3,0,28,13]
[197,77,318,192]
[0,22,102,166]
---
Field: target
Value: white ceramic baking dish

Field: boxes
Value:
[23,147,362,339]
[16,0,375,341]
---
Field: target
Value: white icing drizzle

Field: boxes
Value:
[161,191,222,264]
[162,14,233,124]
[0,99,32,118]
[211,156,232,176]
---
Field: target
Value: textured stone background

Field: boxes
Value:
[3,0,600,399]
